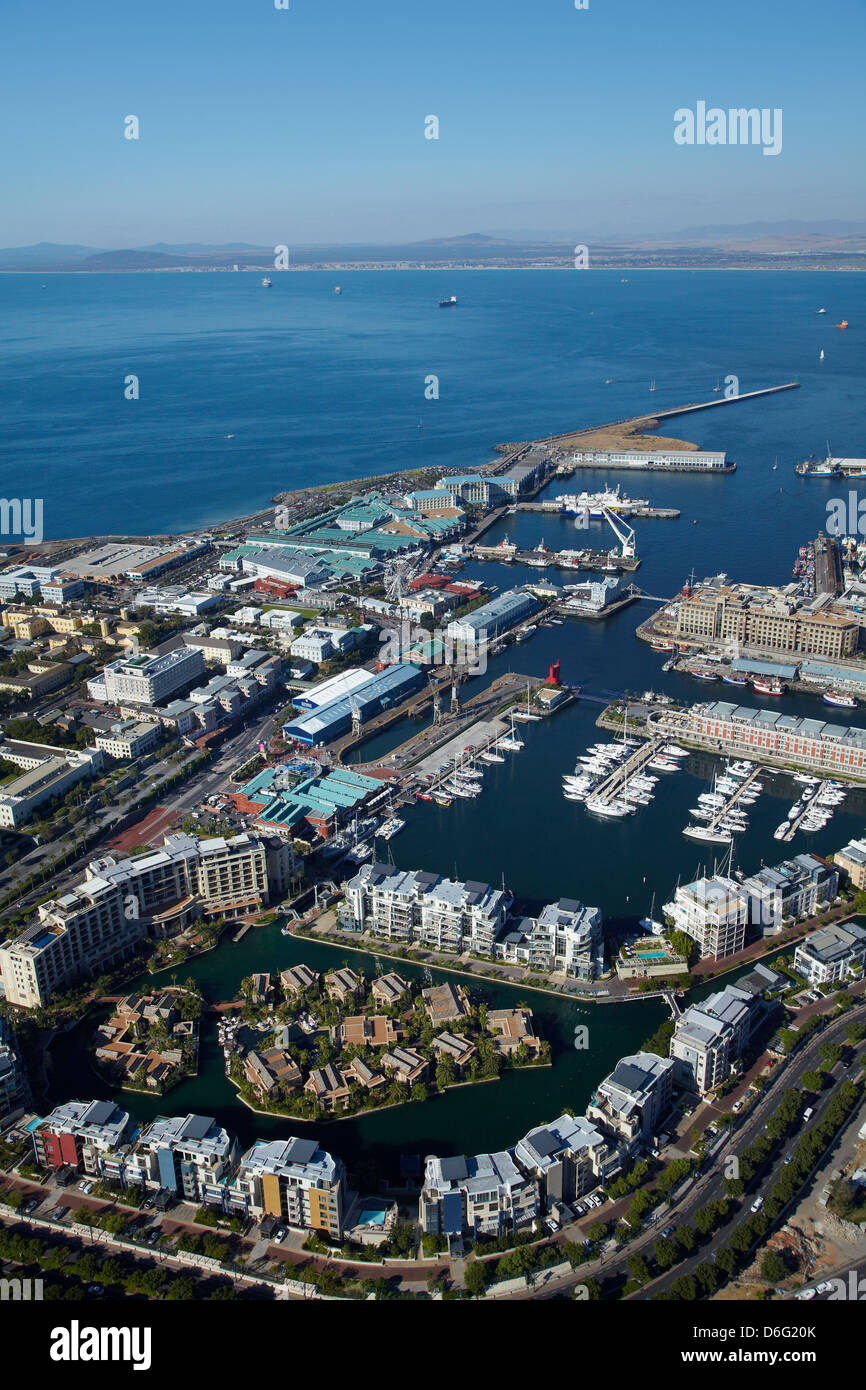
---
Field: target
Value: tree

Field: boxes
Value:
[760,1251,788,1283]
[463,1260,488,1298]
[801,1070,823,1092]
[653,1237,678,1271]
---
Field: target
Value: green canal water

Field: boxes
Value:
[46,923,666,1175]
[45,923,804,1177]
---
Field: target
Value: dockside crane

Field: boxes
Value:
[601,505,636,560]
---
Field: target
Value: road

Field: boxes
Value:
[507,1001,866,1301]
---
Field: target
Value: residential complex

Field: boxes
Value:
[669,970,780,1095]
[343,861,605,976]
[663,876,748,960]
[343,862,511,956]
[0,832,294,1008]
[793,921,866,986]
[586,1053,675,1148]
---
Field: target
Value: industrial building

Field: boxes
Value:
[281,662,424,745]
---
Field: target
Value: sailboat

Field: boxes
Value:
[497,712,524,752]
[639,892,665,936]
[819,348,825,361]
[772,456,778,471]
[713,377,721,393]
[649,380,656,393]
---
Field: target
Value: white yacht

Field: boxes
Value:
[683,824,733,844]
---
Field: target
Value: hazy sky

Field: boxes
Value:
[2,0,864,246]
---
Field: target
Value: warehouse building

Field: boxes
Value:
[282,662,424,746]
[446,588,539,646]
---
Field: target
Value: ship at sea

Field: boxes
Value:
[439,295,458,307]
[261,277,272,288]
[796,447,866,478]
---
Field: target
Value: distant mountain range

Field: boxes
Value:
[2,222,865,271]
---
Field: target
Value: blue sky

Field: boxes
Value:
[1,0,864,246]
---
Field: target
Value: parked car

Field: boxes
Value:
[816,1281,834,1294]
[273,1226,287,1244]
[750,1196,764,1213]
[87,1283,104,1296]
[22,1197,38,1214]
[797,1287,816,1301]
[732,1100,743,1113]
[662,1226,675,1238]
[784,1153,794,1165]
[803,1107,815,1122]
[146,1229,161,1246]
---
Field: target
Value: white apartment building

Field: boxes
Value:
[124,1113,239,1204]
[87,646,206,706]
[740,854,839,935]
[670,983,757,1094]
[663,875,748,960]
[342,862,510,955]
[419,1150,538,1239]
[227,1136,346,1237]
[586,1052,675,1148]
[494,897,604,979]
[793,921,866,986]
[514,1112,621,1210]
[0,832,294,1008]
[94,720,161,761]
[32,1099,135,1177]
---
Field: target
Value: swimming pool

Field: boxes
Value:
[357,1207,387,1226]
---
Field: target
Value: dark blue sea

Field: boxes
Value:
[0,267,862,547]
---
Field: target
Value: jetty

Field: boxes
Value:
[531,381,800,449]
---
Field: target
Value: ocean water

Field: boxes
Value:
[0,268,862,543]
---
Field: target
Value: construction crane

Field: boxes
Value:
[349,696,362,738]
[601,505,636,560]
